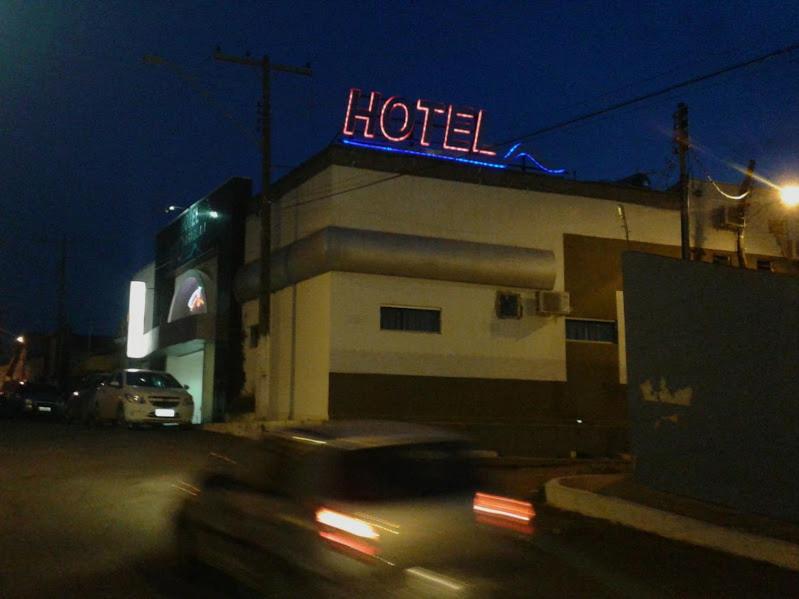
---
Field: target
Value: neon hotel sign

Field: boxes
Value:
[340,88,565,174]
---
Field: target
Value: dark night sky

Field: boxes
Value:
[2,0,799,338]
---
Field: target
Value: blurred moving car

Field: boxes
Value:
[174,421,534,597]
[64,373,108,423]
[11,382,64,417]
[91,369,193,428]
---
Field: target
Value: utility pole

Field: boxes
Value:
[55,235,68,387]
[213,50,311,337]
[735,159,757,269]
[673,103,691,260]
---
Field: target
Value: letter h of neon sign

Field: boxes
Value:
[342,89,381,138]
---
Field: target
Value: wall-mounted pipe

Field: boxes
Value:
[234,226,555,302]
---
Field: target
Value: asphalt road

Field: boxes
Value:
[1,418,797,598]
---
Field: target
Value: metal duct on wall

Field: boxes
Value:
[234,226,556,302]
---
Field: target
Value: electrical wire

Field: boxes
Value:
[494,41,799,149]
[274,41,799,213]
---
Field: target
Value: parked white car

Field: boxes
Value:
[92,369,193,428]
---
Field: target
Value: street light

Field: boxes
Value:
[15,336,24,344]
[164,205,220,219]
[780,185,799,207]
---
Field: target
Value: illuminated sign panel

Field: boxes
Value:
[343,89,496,156]
[341,88,566,174]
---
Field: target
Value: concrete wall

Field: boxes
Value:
[325,166,788,275]
[268,273,332,420]
[623,252,799,522]
[293,274,331,419]
[241,299,259,398]
[132,262,155,333]
[242,158,799,427]
[244,215,260,264]
[330,271,563,381]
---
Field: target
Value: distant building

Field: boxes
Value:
[125,178,251,424]
[21,330,119,384]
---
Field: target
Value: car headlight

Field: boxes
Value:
[124,393,145,404]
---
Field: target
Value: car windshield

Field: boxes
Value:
[125,372,182,389]
[329,442,476,501]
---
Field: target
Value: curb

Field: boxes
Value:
[201,419,325,439]
[545,475,799,572]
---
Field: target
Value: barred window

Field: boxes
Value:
[566,319,617,343]
[380,306,441,333]
[757,259,773,272]
[713,254,731,266]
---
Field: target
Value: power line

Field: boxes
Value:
[278,41,799,213]
[495,41,799,149]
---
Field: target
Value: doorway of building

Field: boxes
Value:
[166,349,205,424]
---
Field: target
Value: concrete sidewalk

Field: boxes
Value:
[545,473,799,572]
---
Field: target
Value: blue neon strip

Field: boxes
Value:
[503,142,522,159]
[514,152,567,175]
[341,138,508,169]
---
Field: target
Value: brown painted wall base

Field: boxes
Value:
[329,372,628,457]
[439,422,629,458]
[329,372,567,422]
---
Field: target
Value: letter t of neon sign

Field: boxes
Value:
[415,99,443,147]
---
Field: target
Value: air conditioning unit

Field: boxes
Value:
[718,205,745,229]
[537,291,571,316]
[496,292,523,319]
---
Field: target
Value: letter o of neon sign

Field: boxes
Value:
[379,97,413,142]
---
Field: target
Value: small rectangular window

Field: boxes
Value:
[566,319,617,343]
[496,292,523,319]
[713,254,731,266]
[249,324,259,348]
[380,306,441,333]
[757,259,773,272]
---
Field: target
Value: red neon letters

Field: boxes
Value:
[343,88,496,156]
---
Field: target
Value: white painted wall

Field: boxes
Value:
[268,274,332,419]
[329,272,564,381]
[247,161,796,419]
[293,274,331,419]
[132,262,155,332]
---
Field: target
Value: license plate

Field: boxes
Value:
[155,408,175,417]
[38,406,52,413]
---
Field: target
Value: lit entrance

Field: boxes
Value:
[166,349,205,424]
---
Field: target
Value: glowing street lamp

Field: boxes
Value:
[780,185,799,207]
[15,336,24,344]
[164,205,220,219]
